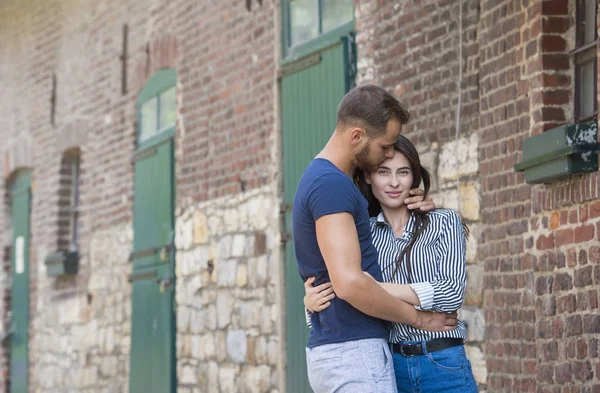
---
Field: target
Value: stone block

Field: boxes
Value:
[180,365,197,384]
[224,209,239,232]
[231,234,246,257]
[218,259,238,287]
[466,224,479,263]
[438,134,479,180]
[227,330,247,363]
[219,367,237,393]
[459,182,480,221]
[240,301,262,329]
[464,345,487,385]
[193,211,209,244]
[176,217,194,250]
[240,366,271,393]
[460,306,485,342]
[207,361,219,391]
[465,264,484,306]
[219,235,232,260]
[237,264,248,287]
[216,291,233,329]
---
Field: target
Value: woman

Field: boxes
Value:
[304,135,478,393]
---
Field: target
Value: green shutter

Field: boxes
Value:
[9,171,31,393]
[281,41,351,393]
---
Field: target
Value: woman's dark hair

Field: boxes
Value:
[353,135,469,280]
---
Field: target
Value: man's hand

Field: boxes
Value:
[406,188,435,212]
[413,311,458,332]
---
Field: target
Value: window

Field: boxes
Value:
[139,85,176,143]
[574,0,598,123]
[285,0,354,48]
[58,150,81,252]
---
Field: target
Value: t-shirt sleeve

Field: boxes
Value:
[307,173,357,221]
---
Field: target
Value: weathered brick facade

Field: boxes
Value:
[356,0,600,392]
[0,0,599,392]
[0,0,279,392]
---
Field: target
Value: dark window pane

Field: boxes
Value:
[322,0,354,32]
[578,59,595,120]
[584,0,597,44]
[290,0,319,46]
[69,156,80,251]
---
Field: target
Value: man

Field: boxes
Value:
[292,85,457,392]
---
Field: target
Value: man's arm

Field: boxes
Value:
[315,212,455,331]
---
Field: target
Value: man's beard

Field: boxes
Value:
[355,142,377,172]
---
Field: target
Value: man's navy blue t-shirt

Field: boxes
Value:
[292,158,388,348]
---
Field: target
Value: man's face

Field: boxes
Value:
[355,118,402,171]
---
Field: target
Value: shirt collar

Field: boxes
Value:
[375,211,416,239]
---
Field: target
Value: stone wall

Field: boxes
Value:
[174,186,282,393]
[30,225,132,393]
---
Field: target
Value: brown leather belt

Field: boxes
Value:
[392,338,464,356]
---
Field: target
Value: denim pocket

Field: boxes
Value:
[426,345,465,372]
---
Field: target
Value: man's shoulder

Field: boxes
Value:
[299,160,354,192]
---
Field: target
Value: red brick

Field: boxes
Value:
[574,266,594,288]
[574,225,595,243]
[542,0,569,15]
[555,228,574,246]
[590,201,600,219]
[569,209,579,224]
[536,234,555,250]
[541,35,567,52]
[579,206,589,222]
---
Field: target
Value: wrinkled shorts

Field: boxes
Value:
[306,338,397,393]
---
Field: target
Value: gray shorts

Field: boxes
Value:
[305,338,397,393]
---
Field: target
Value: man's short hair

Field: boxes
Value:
[336,84,410,136]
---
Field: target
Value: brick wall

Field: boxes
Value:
[356,0,487,387]
[358,0,600,392]
[0,0,276,391]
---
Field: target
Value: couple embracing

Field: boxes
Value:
[292,85,478,393]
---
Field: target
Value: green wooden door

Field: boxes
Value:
[9,171,31,393]
[281,35,355,393]
[129,139,176,393]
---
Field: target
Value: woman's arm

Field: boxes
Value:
[416,210,467,312]
[379,282,421,306]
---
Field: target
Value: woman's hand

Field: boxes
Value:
[303,277,335,312]
[406,188,436,212]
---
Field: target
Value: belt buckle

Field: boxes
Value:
[399,344,415,357]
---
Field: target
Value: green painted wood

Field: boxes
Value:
[281,41,350,393]
[9,171,31,393]
[137,69,177,107]
[130,137,176,393]
[137,69,177,151]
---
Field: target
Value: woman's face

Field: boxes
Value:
[365,150,414,210]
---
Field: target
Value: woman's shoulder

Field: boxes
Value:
[427,208,462,224]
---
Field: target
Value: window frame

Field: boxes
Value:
[573,0,598,123]
[281,0,355,61]
[137,69,177,150]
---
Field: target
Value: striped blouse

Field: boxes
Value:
[305,208,468,343]
[373,208,467,343]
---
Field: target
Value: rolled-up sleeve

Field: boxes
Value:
[428,211,467,312]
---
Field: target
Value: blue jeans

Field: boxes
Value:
[306,338,397,393]
[392,342,478,393]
